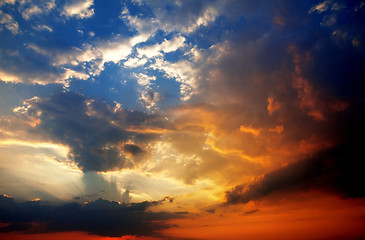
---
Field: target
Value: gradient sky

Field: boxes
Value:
[0,0,365,239]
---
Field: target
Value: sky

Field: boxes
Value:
[0,0,365,239]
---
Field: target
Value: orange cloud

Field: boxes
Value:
[269,125,284,134]
[267,97,281,115]
[239,125,261,137]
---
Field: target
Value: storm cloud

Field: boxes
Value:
[0,195,181,237]
[226,114,365,204]
[17,91,165,172]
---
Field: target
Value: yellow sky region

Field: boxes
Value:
[161,192,365,240]
[0,139,83,201]
[0,101,339,210]
[165,104,334,176]
[0,139,69,155]
[101,168,226,211]
[0,137,226,208]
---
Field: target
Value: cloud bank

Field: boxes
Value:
[0,194,180,237]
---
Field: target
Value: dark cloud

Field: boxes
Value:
[0,195,181,237]
[19,91,165,172]
[206,208,215,214]
[124,143,144,156]
[186,0,365,175]
[244,209,259,215]
[226,111,365,204]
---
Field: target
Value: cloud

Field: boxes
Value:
[123,143,144,156]
[13,91,165,172]
[137,36,186,58]
[0,194,181,237]
[151,58,197,101]
[309,0,332,14]
[97,34,149,64]
[139,90,159,110]
[0,10,19,34]
[19,0,56,20]
[239,125,261,137]
[4,31,150,85]
[226,127,365,204]
[0,0,16,7]
[267,97,280,115]
[123,57,147,68]
[133,73,156,87]
[142,0,218,33]
[132,73,160,110]
[0,42,95,85]
[63,0,94,19]
[32,24,53,32]
[0,70,21,83]
[21,5,42,20]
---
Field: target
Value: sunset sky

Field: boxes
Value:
[1,0,365,239]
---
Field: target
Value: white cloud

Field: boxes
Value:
[120,7,159,36]
[185,46,202,62]
[138,36,186,58]
[25,31,151,85]
[146,1,219,34]
[0,70,21,83]
[27,42,101,74]
[186,7,218,33]
[20,0,56,20]
[151,57,197,101]
[0,68,81,85]
[98,42,134,63]
[0,10,19,34]
[63,0,94,19]
[123,57,147,68]
[139,89,159,110]
[137,44,162,58]
[63,68,89,80]
[132,73,159,110]
[32,24,53,32]
[97,34,150,64]
[160,36,186,52]
[133,73,156,86]
[21,5,42,20]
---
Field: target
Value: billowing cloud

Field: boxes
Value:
[0,194,181,237]
[12,91,166,172]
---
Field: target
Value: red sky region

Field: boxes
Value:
[161,193,365,240]
[0,232,159,240]
[2,193,364,240]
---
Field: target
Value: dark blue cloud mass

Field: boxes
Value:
[18,91,167,172]
[0,195,181,237]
